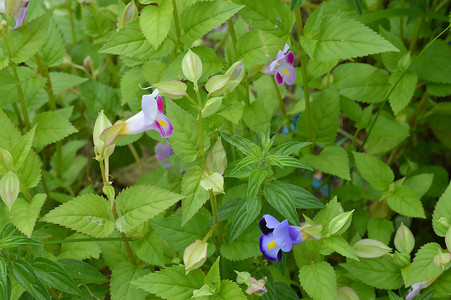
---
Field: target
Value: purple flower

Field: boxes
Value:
[155,141,173,167]
[264,44,295,85]
[0,0,29,30]
[259,214,309,263]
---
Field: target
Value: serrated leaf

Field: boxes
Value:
[181,1,243,46]
[41,194,115,238]
[139,0,173,48]
[386,185,425,218]
[49,72,88,94]
[7,14,50,64]
[33,111,77,150]
[10,260,51,300]
[353,152,394,190]
[6,194,46,238]
[181,166,209,226]
[132,229,165,267]
[303,146,351,180]
[120,68,144,106]
[218,101,244,124]
[110,262,149,300]
[414,40,451,84]
[432,181,451,237]
[334,63,390,103]
[220,132,261,157]
[427,82,451,97]
[115,185,184,233]
[237,31,285,69]
[263,181,298,225]
[300,10,398,61]
[298,88,340,145]
[132,265,205,300]
[167,100,209,162]
[324,235,359,260]
[299,261,337,300]
[405,173,434,199]
[389,71,417,115]
[206,257,220,292]
[216,280,246,299]
[31,257,80,296]
[243,100,271,133]
[342,256,402,290]
[59,259,107,284]
[0,109,21,149]
[406,243,443,286]
[347,0,363,14]
[367,217,394,244]
[220,226,260,261]
[36,20,65,68]
[10,125,36,170]
[313,196,343,226]
[17,151,41,189]
[286,184,325,209]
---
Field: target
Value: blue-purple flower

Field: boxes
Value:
[264,44,295,85]
[155,141,173,167]
[259,214,310,263]
[0,0,29,30]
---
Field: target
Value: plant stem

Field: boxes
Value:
[295,7,312,150]
[409,17,422,53]
[20,185,33,203]
[409,91,429,127]
[90,2,104,36]
[68,0,77,44]
[111,203,137,266]
[171,0,182,51]
[43,237,132,244]
[2,35,31,130]
[208,188,224,244]
[98,160,108,186]
[399,0,405,41]
[272,77,286,116]
[128,144,145,176]
[202,223,218,243]
[194,85,207,171]
[227,18,238,57]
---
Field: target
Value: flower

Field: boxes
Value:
[101,89,173,146]
[264,44,295,85]
[0,0,29,30]
[259,214,310,263]
[406,274,440,300]
[246,277,266,295]
[154,141,173,167]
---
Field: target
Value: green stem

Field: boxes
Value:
[227,18,238,57]
[2,35,31,130]
[128,144,145,176]
[68,0,77,44]
[171,0,182,51]
[43,237,132,244]
[99,159,109,186]
[202,223,218,243]
[20,185,33,203]
[90,2,104,36]
[194,84,207,171]
[360,24,451,151]
[409,17,422,53]
[112,203,137,266]
[208,188,224,244]
[295,7,312,150]
[409,91,429,127]
[399,0,405,40]
[272,77,286,116]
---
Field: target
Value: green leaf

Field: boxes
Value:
[110,262,149,300]
[59,259,107,284]
[323,235,359,261]
[298,88,340,145]
[429,268,451,298]
[7,14,50,64]
[220,132,261,157]
[10,125,36,170]
[270,142,311,156]
[367,217,394,244]
[334,63,390,104]
[366,115,409,155]
[218,101,244,124]
[414,40,451,84]
[10,260,51,300]
[286,184,325,209]
[243,100,271,133]
[167,100,209,162]
[299,261,337,300]
[132,265,205,300]
[120,68,145,106]
[342,256,402,290]
[139,0,173,48]
[132,229,165,267]
[389,72,417,115]
[347,0,363,14]
[0,109,21,149]
[0,258,9,300]
[216,280,246,299]
[31,257,80,296]
[386,185,426,218]
[237,31,284,69]
[33,111,77,150]
[35,20,65,68]
[300,6,398,61]
[0,236,41,248]
[427,82,451,97]
[115,185,184,233]
[206,257,220,292]
[49,72,88,94]
[353,152,394,190]
[17,151,41,189]
[41,194,115,238]
[263,181,298,225]
[432,181,451,237]
[181,1,243,46]
[58,234,101,260]
[313,197,343,226]
[406,243,443,286]
[405,173,434,199]
[220,226,260,261]
[181,166,209,226]
[303,146,351,180]
[6,194,46,238]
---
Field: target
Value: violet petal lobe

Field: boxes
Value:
[259,233,281,262]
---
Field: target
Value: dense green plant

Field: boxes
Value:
[0,0,450,299]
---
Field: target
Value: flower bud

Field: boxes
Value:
[206,138,227,175]
[234,270,251,285]
[246,277,266,296]
[102,185,115,202]
[300,223,323,240]
[446,227,451,254]
[5,0,23,20]
[328,210,354,235]
[201,97,222,118]
[394,223,415,254]
[182,49,202,84]
[352,239,391,258]
[200,172,224,194]
[337,286,359,300]
[0,148,13,173]
[183,240,208,274]
[393,251,411,267]
[433,247,451,269]
[192,284,214,299]
[118,0,138,29]
[0,171,20,210]
[205,74,231,96]
[153,80,187,99]
[93,110,115,159]
[223,60,245,90]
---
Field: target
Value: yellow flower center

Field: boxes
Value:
[267,241,277,249]
[282,69,290,75]
[157,120,167,127]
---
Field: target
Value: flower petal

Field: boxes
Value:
[141,95,158,125]
[289,226,309,245]
[150,113,173,138]
[125,111,149,134]
[282,65,296,85]
[285,51,295,65]
[282,43,290,54]
[156,95,165,114]
[259,233,281,262]
[275,72,284,85]
[260,214,281,231]
[273,220,293,252]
